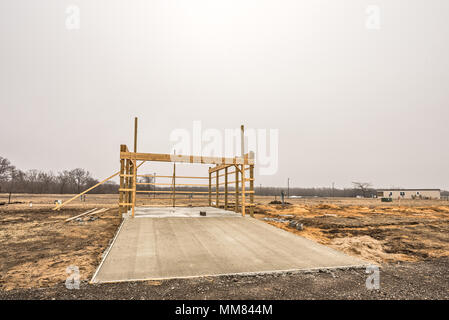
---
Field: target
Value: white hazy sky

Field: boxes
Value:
[1,1,448,189]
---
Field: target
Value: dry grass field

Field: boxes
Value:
[1,193,448,297]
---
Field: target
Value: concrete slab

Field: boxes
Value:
[92,207,368,283]
[130,206,241,218]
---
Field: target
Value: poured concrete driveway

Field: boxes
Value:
[92,209,368,283]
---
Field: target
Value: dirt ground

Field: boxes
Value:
[0,194,121,291]
[254,197,449,264]
[0,193,448,299]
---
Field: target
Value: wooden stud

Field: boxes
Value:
[136,182,209,187]
[235,165,239,213]
[172,162,176,207]
[135,190,226,194]
[132,159,137,217]
[241,164,245,216]
[249,164,254,217]
[125,158,130,212]
[134,117,138,153]
[65,208,98,222]
[128,159,133,212]
[215,168,219,208]
[224,167,228,210]
[209,164,233,174]
[208,170,212,206]
[119,145,126,215]
[137,175,208,179]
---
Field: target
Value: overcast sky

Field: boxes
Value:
[1,1,448,189]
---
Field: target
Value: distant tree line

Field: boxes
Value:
[147,184,378,198]
[2,156,446,199]
[254,186,377,198]
[0,156,118,199]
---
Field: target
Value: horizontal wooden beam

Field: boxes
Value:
[209,164,234,174]
[120,152,254,166]
[136,182,209,186]
[118,202,133,206]
[137,175,209,179]
[136,190,228,194]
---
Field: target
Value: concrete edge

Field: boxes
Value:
[90,218,126,284]
[90,263,374,285]
[249,217,373,265]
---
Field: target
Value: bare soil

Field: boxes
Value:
[0,194,448,299]
[255,199,449,263]
[0,202,120,291]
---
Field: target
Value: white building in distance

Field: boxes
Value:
[377,189,440,200]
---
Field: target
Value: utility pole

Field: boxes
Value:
[287,178,290,198]
[332,182,335,198]
[240,125,245,216]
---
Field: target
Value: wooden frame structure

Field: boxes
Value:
[119,119,255,217]
[54,118,255,216]
[118,148,255,217]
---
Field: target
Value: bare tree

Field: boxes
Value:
[352,182,372,198]
[25,169,39,194]
[37,171,55,193]
[1,156,120,195]
[70,168,91,193]
[56,170,72,194]
[0,157,14,182]
[6,169,25,203]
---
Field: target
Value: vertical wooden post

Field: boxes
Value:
[215,169,219,208]
[125,158,131,212]
[240,125,245,216]
[119,145,125,215]
[132,159,137,217]
[224,167,228,210]
[132,117,138,217]
[134,117,138,153]
[208,169,212,206]
[249,164,254,217]
[235,165,239,213]
[241,164,245,216]
[172,162,176,207]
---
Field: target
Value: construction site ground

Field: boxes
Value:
[1,193,448,299]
